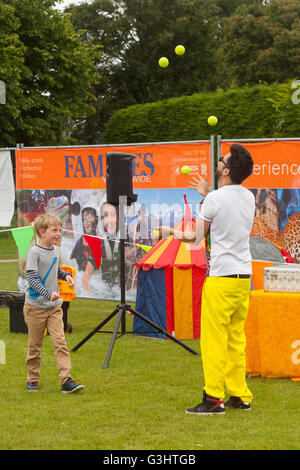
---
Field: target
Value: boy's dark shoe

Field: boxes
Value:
[61,378,84,394]
[185,391,225,415]
[27,381,39,392]
[225,396,251,410]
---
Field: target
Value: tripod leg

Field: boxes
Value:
[71,307,119,352]
[129,307,199,356]
[103,307,125,369]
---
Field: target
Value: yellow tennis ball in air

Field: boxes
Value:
[175,45,185,56]
[181,165,191,175]
[207,115,218,126]
[158,57,169,68]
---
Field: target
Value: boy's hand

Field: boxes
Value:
[65,274,74,288]
[50,291,60,301]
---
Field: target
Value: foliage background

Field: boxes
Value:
[66,0,300,144]
[1,0,299,146]
[102,82,300,144]
[0,0,100,146]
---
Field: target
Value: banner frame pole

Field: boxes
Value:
[220,137,300,144]
[14,139,212,150]
[210,135,215,190]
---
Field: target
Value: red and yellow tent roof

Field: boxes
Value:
[134,196,207,340]
[136,195,206,271]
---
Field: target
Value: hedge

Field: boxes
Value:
[102,82,300,144]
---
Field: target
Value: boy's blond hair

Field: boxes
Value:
[34,214,62,237]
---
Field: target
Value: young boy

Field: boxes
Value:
[23,213,84,393]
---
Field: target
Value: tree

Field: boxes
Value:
[66,0,300,144]
[0,2,27,146]
[67,0,219,143]
[218,0,300,87]
[0,0,100,146]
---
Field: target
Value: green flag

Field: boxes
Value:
[12,226,35,259]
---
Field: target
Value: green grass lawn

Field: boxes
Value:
[0,262,299,450]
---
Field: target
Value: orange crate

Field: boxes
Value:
[57,266,77,301]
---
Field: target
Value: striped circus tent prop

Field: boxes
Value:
[133,196,207,340]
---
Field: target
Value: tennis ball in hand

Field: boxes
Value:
[207,115,218,126]
[158,57,169,68]
[152,229,159,236]
[175,45,185,56]
[181,165,191,175]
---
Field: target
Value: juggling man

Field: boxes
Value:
[158,143,255,415]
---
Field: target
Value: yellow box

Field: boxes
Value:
[57,266,76,301]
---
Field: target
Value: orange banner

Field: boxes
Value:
[16,142,211,190]
[221,141,300,189]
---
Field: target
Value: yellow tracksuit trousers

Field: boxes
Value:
[200,276,253,402]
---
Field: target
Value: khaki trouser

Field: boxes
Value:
[23,302,72,385]
[200,277,253,402]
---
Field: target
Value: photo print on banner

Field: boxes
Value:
[15,142,212,301]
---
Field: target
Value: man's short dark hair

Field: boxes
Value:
[227,144,253,184]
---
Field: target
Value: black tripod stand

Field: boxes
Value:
[72,237,199,369]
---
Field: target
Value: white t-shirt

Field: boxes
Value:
[198,185,255,276]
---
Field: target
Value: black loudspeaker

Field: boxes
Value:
[106,152,137,206]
